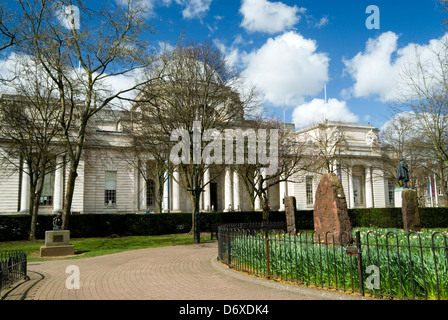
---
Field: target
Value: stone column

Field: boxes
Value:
[365,166,373,208]
[224,167,233,212]
[162,171,170,212]
[279,175,287,211]
[20,161,30,213]
[203,168,211,212]
[53,156,64,213]
[348,166,355,209]
[254,169,262,211]
[254,192,261,211]
[233,170,240,211]
[140,161,147,211]
[172,169,181,212]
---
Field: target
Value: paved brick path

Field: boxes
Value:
[3,242,368,300]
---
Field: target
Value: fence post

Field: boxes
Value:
[265,230,270,279]
[355,231,364,296]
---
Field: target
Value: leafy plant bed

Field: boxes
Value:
[223,227,448,300]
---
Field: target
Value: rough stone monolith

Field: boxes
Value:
[284,196,297,234]
[402,189,421,232]
[313,173,352,245]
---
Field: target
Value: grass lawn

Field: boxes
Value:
[0,232,215,262]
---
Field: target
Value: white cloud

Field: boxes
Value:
[314,17,329,29]
[115,0,157,18]
[343,31,399,102]
[292,98,359,129]
[0,52,141,109]
[115,0,211,20]
[343,31,448,103]
[242,31,329,107]
[240,0,305,34]
[175,0,212,19]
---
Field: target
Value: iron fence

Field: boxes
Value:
[217,223,448,300]
[0,250,28,295]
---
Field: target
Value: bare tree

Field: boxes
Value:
[234,115,315,221]
[392,32,448,203]
[0,3,16,53]
[132,40,259,231]
[305,120,349,174]
[398,38,448,166]
[13,0,163,229]
[0,55,64,239]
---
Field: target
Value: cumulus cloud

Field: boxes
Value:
[242,31,329,107]
[292,98,359,129]
[343,31,448,103]
[240,0,305,34]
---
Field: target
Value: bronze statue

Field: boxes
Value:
[398,157,410,189]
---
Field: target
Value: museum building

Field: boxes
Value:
[0,105,396,215]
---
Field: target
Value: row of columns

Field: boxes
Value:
[19,156,64,213]
[154,167,289,212]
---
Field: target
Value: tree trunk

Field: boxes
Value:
[29,162,46,241]
[261,193,270,222]
[62,166,78,230]
[61,121,86,230]
[28,190,37,241]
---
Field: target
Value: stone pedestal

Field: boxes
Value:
[394,188,405,208]
[40,230,75,257]
[284,196,296,234]
[402,189,421,232]
[313,173,352,245]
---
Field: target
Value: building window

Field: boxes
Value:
[105,171,117,205]
[306,176,313,205]
[388,181,395,207]
[40,171,54,206]
[147,179,155,207]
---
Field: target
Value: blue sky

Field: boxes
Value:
[139,0,446,131]
[4,0,447,131]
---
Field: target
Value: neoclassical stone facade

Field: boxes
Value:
[0,114,395,215]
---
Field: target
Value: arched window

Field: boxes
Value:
[147,179,155,207]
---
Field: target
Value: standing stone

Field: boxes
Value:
[402,189,421,232]
[284,196,297,234]
[313,173,352,245]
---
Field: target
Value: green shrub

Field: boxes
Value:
[1,207,447,241]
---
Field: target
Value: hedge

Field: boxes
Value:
[0,207,447,241]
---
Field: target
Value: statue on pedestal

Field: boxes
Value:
[398,157,410,189]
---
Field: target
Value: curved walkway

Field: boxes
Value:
[3,242,369,300]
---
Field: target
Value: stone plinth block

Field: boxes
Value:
[284,196,297,234]
[40,245,75,257]
[40,230,75,257]
[313,173,352,245]
[402,189,421,232]
[44,230,71,246]
[394,188,405,208]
